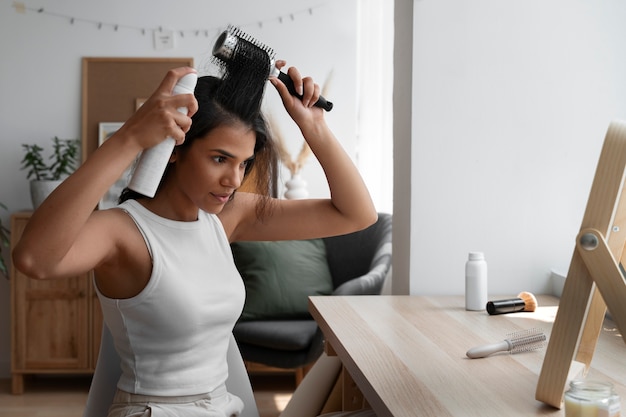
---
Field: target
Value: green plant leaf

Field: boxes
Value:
[49,137,79,180]
[21,137,79,181]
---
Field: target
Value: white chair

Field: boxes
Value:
[83,324,343,417]
[83,325,260,417]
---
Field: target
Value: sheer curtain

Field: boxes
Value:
[356,0,394,214]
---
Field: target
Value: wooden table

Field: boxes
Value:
[309,295,626,417]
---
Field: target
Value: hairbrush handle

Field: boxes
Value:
[466,328,546,359]
[466,340,510,359]
[275,71,333,111]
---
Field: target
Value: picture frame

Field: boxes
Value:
[98,122,130,209]
[81,57,194,163]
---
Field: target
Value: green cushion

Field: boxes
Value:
[231,239,333,321]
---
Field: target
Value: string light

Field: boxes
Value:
[11,1,328,40]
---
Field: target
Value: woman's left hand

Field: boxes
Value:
[269,60,323,133]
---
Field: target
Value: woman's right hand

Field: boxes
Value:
[12,67,198,280]
[114,67,199,153]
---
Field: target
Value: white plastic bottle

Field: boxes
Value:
[465,252,488,311]
[128,72,198,198]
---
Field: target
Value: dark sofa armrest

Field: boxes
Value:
[332,242,392,295]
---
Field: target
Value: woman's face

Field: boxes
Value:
[172,122,256,214]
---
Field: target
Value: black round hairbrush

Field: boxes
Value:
[213,26,333,112]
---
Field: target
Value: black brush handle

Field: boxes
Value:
[277,72,333,111]
[486,298,525,315]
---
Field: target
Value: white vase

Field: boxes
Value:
[30,179,63,209]
[284,174,309,200]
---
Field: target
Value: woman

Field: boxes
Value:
[13,62,376,416]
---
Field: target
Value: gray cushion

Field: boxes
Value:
[233,320,319,351]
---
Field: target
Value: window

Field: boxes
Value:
[356,0,394,213]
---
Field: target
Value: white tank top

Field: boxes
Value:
[95,200,245,396]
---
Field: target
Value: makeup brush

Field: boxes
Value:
[466,328,547,359]
[486,291,538,315]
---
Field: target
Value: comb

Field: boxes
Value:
[466,328,547,359]
[212,25,333,111]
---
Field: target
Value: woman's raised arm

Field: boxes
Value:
[227,62,377,242]
[13,67,198,279]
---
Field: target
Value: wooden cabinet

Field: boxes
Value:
[10,212,102,394]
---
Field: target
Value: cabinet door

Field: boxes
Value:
[11,214,90,371]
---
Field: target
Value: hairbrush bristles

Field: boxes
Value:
[211,25,274,121]
[213,25,334,112]
[506,328,546,354]
[466,328,546,359]
[213,25,276,65]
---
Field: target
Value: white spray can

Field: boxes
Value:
[128,72,197,197]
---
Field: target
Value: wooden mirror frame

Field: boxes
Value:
[536,120,626,408]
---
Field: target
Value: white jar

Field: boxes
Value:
[465,252,488,311]
[564,380,621,417]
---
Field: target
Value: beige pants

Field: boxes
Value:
[107,384,244,417]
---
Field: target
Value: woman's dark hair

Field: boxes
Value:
[119,75,277,219]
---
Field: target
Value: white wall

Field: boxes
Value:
[0,0,358,378]
[404,0,626,295]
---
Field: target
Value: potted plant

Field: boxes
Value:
[0,202,9,278]
[21,136,80,209]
